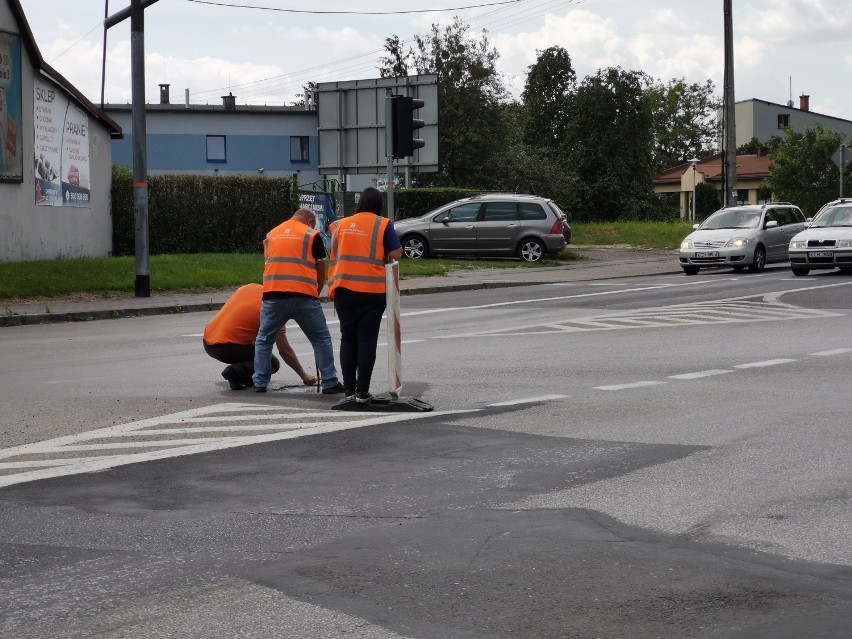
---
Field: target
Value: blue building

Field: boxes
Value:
[104,85,321,184]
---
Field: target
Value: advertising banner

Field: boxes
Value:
[299,191,337,248]
[34,78,91,207]
[0,31,23,182]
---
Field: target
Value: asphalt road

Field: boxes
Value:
[1,265,851,638]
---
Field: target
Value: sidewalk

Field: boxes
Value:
[0,247,679,327]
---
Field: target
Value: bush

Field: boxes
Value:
[393,187,486,219]
[111,168,300,255]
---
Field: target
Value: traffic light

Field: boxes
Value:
[390,95,425,158]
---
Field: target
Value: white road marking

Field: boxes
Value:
[0,402,477,488]
[810,348,852,356]
[734,359,797,369]
[488,394,569,407]
[595,381,667,391]
[668,369,733,380]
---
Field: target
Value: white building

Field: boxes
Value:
[0,0,121,263]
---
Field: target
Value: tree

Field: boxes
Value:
[563,67,655,220]
[694,181,721,217]
[378,35,411,78]
[644,77,720,173]
[520,46,576,150]
[767,124,851,216]
[379,17,507,187]
[737,135,782,155]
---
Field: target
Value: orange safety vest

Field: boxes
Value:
[262,219,320,298]
[203,283,266,345]
[328,212,389,299]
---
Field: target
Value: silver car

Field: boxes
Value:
[788,198,852,276]
[394,194,568,262]
[678,203,807,275]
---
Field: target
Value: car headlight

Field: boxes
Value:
[725,237,749,248]
[680,239,693,249]
[838,240,852,248]
[789,240,807,249]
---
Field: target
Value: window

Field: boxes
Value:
[519,202,547,220]
[206,135,226,163]
[290,136,309,162]
[437,203,480,222]
[777,113,790,129]
[482,202,518,221]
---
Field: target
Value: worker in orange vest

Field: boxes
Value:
[253,208,345,394]
[328,187,403,403]
[203,283,317,390]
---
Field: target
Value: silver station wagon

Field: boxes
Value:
[788,198,852,276]
[394,194,568,262]
[678,203,807,275]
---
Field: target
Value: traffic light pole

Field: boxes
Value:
[385,92,395,222]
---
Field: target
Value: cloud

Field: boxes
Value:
[740,0,852,44]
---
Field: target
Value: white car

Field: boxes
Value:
[678,203,807,275]
[788,199,852,276]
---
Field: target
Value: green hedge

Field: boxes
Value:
[111,167,300,256]
[392,187,485,220]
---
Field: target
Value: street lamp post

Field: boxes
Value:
[688,157,699,222]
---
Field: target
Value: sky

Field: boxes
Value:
[14,0,852,121]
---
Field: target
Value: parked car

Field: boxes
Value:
[678,202,807,275]
[394,194,568,262]
[788,198,852,276]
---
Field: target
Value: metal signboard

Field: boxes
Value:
[317,75,438,184]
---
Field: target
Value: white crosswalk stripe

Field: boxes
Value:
[0,402,476,488]
[449,298,843,338]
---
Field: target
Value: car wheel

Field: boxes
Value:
[402,235,429,259]
[748,245,766,272]
[518,238,545,262]
[682,266,700,275]
[791,267,810,276]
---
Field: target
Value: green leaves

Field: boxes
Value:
[111,169,300,256]
[767,124,851,216]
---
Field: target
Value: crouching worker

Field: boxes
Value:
[203,283,317,390]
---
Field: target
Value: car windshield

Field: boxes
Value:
[810,205,852,227]
[699,209,760,230]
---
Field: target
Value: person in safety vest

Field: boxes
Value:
[253,208,346,394]
[328,187,403,403]
[203,283,317,390]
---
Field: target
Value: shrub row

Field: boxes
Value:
[111,168,300,256]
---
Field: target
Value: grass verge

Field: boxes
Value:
[0,250,584,300]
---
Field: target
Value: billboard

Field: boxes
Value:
[0,31,23,182]
[34,78,91,207]
[317,75,439,178]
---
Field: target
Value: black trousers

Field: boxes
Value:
[333,288,386,395]
[203,340,280,384]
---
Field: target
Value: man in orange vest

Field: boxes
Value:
[203,283,317,390]
[328,187,403,403]
[253,208,345,394]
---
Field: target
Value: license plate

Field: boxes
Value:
[694,251,718,258]
[808,251,833,258]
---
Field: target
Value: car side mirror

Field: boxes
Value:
[442,218,451,225]
[765,220,779,228]
[692,224,700,230]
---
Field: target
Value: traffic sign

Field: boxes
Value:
[831,144,851,170]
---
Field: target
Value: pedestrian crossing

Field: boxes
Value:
[0,402,474,489]
[455,297,843,338]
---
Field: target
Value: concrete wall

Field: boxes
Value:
[736,99,852,147]
[0,3,114,263]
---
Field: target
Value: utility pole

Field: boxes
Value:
[105,0,159,297]
[723,0,737,206]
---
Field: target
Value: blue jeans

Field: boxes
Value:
[252,296,339,389]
